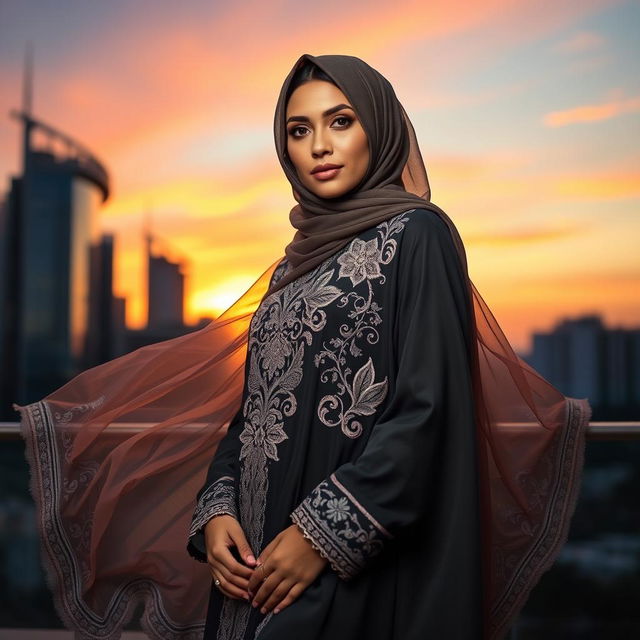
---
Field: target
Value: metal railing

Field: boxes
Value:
[1,418,638,640]
[2,420,640,441]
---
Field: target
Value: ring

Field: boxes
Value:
[261,565,267,582]
[214,578,221,587]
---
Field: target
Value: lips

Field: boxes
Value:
[311,163,343,175]
[311,164,343,181]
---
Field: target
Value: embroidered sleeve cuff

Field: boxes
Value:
[187,475,238,562]
[289,472,393,581]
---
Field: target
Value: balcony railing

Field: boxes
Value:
[1,419,639,639]
[2,420,640,441]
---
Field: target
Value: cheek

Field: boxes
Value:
[286,144,303,174]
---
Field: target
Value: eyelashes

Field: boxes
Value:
[287,115,354,139]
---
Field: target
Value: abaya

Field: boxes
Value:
[191,207,483,639]
[13,53,591,640]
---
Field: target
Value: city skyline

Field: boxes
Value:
[0,0,638,352]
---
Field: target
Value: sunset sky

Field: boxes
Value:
[0,0,638,352]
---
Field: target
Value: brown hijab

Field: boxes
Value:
[13,53,591,640]
[265,52,457,299]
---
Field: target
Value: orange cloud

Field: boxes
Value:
[544,95,640,126]
[466,223,583,246]
[552,171,640,200]
[1,0,635,345]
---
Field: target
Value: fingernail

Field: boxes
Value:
[261,607,266,614]
[247,554,256,564]
[274,608,280,614]
[252,600,258,608]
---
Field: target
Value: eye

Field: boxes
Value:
[287,115,354,139]
[288,125,308,138]
[333,115,353,128]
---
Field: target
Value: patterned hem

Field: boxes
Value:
[289,472,393,580]
[189,475,238,537]
[15,400,205,639]
[488,396,592,640]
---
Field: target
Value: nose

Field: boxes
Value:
[311,128,332,158]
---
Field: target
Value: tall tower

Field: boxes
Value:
[0,44,111,415]
[145,215,186,330]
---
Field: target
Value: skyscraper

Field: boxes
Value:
[146,229,186,330]
[0,50,111,417]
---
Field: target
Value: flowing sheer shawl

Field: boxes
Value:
[13,53,591,640]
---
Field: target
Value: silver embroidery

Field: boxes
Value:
[20,400,204,638]
[216,212,412,639]
[314,214,410,438]
[336,237,382,285]
[253,610,274,639]
[290,471,393,580]
[189,475,237,537]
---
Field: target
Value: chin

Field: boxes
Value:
[307,181,353,199]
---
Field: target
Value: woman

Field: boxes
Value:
[190,56,484,640]
[14,54,591,640]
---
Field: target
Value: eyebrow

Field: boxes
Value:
[286,103,355,124]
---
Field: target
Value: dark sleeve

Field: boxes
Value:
[187,403,246,562]
[289,211,476,580]
[187,257,289,562]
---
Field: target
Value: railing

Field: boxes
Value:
[1,419,639,639]
[3,420,640,440]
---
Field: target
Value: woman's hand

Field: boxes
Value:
[204,514,257,601]
[247,524,329,615]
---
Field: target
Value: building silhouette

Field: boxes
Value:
[85,233,128,366]
[123,225,210,352]
[0,49,117,418]
[525,314,640,419]
[146,229,185,330]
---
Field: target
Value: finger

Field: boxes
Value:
[211,568,250,601]
[208,553,250,592]
[247,564,265,599]
[260,577,296,614]
[248,540,277,595]
[211,546,253,585]
[227,526,258,568]
[255,534,279,568]
[251,569,283,611]
[247,562,269,595]
[272,582,305,614]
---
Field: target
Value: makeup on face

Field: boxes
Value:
[285,80,369,199]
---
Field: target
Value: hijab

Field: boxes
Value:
[265,53,457,299]
[13,53,591,640]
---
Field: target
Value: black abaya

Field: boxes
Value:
[188,207,484,639]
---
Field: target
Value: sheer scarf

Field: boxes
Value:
[13,53,591,640]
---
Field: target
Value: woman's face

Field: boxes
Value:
[285,80,370,199]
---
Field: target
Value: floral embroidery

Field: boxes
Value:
[53,394,106,425]
[337,237,382,285]
[290,472,393,581]
[215,258,346,640]
[215,212,412,639]
[326,496,350,522]
[314,213,411,438]
[188,475,237,538]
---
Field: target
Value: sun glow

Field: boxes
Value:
[189,273,261,318]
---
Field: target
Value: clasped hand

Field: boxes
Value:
[204,515,329,616]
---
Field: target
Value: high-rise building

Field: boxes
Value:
[146,230,186,330]
[525,314,640,418]
[84,233,128,368]
[123,225,208,353]
[0,54,111,417]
